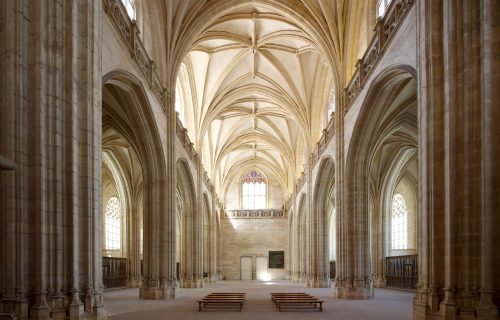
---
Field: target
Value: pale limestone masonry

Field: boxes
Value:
[0,1,105,319]
[220,216,289,281]
[1,0,499,319]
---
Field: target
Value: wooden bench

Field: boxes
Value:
[274,298,325,312]
[271,293,313,303]
[197,292,246,311]
[197,298,245,311]
[271,293,312,299]
[211,292,246,295]
[206,294,246,298]
[271,292,308,295]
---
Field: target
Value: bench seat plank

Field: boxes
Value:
[275,299,325,312]
[197,299,244,312]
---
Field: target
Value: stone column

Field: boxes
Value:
[0,1,104,319]
[287,209,294,281]
[139,91,177,299]
[164,91,178,297]
[292,200,301,283]
[370,194,386,288]
[334,85,373,298]
[127,192,142,287]
[192,159,203,288]
[414,0,500,319]
[209,196,218,283]
[307,165,332,288]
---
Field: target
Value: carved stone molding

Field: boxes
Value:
[224,209,287,219]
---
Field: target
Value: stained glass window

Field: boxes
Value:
[391,193,408,250]
[105,196,121,250]
[242,171,266,209]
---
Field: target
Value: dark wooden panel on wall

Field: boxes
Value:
[268,251,284,268]
[103,257,127,289]
[385,255,417,290]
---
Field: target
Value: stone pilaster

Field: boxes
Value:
[0,1,104,318]
[139,88,177,300]
[414,0,500,319]
[209,195,218,283]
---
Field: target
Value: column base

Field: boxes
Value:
[180,278,204,288]
[0,294,29,319]
[209,274,217,283]
[413,287,500,320]
[306,274,331,288]
[334,279,374,299]
[127,277,142,288]
[373,275,386,288]
[139,286,177,300]
[29,292,50,320]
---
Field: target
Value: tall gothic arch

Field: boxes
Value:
[176,159,202,288]
[103,71,176,299]
[338,66,417,299]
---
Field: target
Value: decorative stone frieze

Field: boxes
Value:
[224,209,286,219]
[343,0,415,110]
[103,0,165,105]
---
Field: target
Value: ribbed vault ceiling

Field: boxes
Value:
[173,1,347,201]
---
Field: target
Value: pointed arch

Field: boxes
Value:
[176,158,199,288]
[340,65,417,297]
[312,156,335,287]
[103,70,169,295]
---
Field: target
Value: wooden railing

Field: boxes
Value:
[103,0,166,106]
[103,257,127,289]
[385,255,417,290]
[343,0,415,110]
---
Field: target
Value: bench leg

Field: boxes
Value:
[319,302,323,312]
[198,303,202,311]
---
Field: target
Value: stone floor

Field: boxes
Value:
[105,281,413,320]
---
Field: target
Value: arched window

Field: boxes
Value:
[105,196,121,250]
[377,0,392,19]
[242,171,266,209]
[121,0,136,20]
[140,222,143,255]
[391,194,408,250]
[327,88,336,121]
[175,83,184,124]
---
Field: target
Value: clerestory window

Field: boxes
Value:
[242,171,266,209]
[328,88,336,121]
[377,0,393,19]
[121,0,136,20]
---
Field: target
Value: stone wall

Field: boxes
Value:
[219,217,288,280]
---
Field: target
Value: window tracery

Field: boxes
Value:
[391,193,408,250]
[242,171,266,209]
[105,196,121,250]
